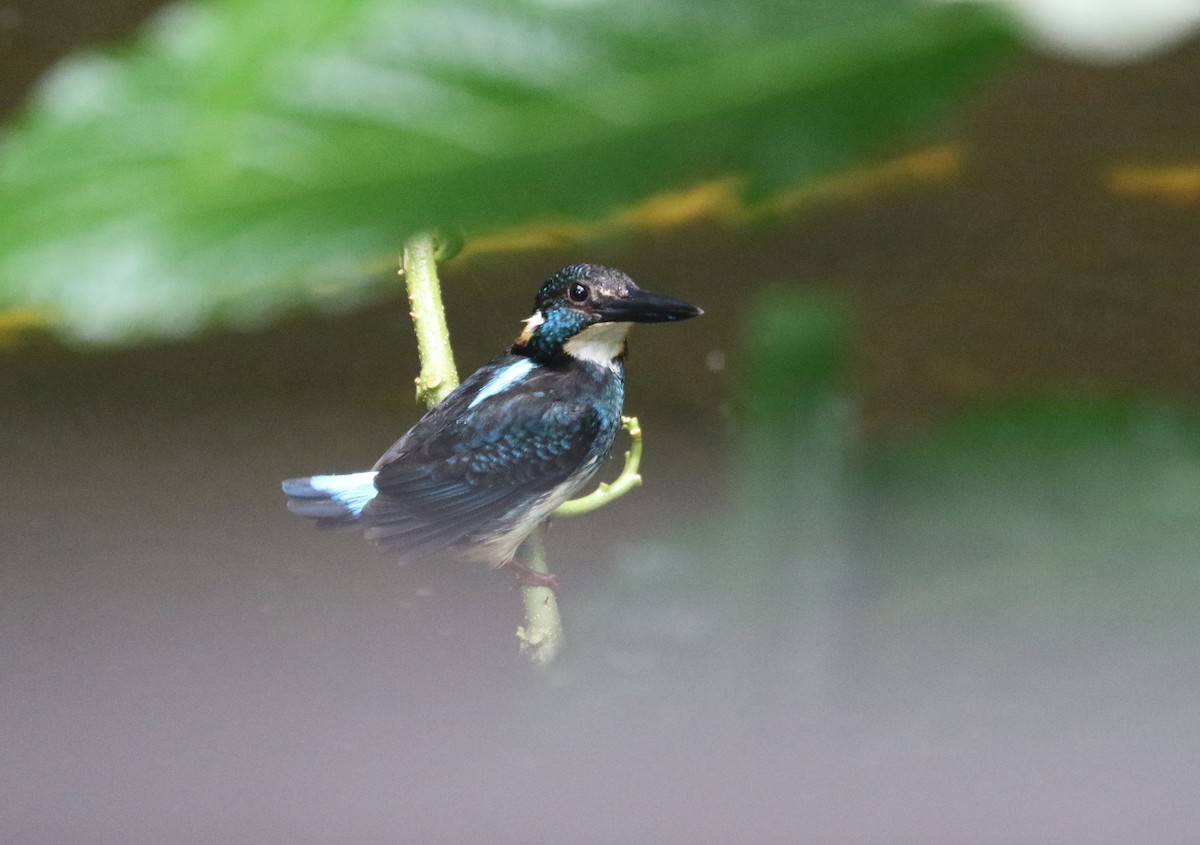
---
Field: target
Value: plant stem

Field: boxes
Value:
[514,531,564,667]
[402,232,459,405]
[556,416,643,517]
[400,231,564,667]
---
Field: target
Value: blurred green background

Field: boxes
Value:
[3,1,1200,843]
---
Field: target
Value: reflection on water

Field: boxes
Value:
[555,399,1200,844]
[3,300,1199,844]
[546,298,1200,842]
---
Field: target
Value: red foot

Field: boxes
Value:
[500,560,562,591]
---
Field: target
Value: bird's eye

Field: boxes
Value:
[569,283,589,303]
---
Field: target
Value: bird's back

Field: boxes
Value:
[361,351,625,564]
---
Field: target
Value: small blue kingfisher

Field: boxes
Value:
[282,264,702,586]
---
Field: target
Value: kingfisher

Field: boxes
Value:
[282,264,702,585]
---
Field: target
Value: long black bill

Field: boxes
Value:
[599,288,704,323]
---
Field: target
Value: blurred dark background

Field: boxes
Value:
[4,2,1200,844]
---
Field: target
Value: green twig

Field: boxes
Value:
[401,232,568,667]
[402,232,459,406]
[514,531,564,667]
[556,416,644,516]
[512,416,643,665]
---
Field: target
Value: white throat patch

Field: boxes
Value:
[563,321,631,369]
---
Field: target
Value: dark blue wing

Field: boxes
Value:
[361,356,606,557]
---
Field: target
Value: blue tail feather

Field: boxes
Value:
[282,471,377,529]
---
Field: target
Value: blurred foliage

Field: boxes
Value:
[867,398,1200,595]
[0,0,1013,342]
[555,295,1200,726]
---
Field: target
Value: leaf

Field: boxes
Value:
[0,0,1015,342]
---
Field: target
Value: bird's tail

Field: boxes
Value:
[282,471,378,530]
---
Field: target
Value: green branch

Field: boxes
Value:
[401,232,568,668]
[556,416,643,516]
[512,416,643,665]
[514,531,564,667]
[402,233,459,405]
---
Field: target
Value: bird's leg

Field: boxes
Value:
[499,558,562,591]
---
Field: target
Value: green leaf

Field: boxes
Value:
[0,0,1015,342]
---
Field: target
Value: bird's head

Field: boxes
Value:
[513,264,703,368]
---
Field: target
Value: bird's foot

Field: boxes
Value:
[500,560,562,591]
